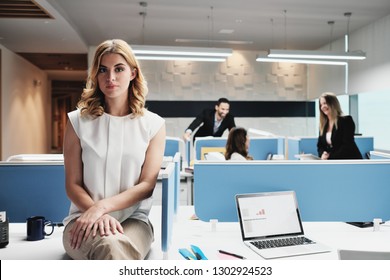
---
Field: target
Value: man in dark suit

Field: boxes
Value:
[183,98,236,142]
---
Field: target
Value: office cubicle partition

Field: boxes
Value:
[160,152,181,213]
[0,159,177,254]
[165,137,183,157]
[194,136,284,160]
[165,136,191,167]
[160,162,175,253]
[287,136,374,160]
[0,162,69,223]
[193,160,390,222]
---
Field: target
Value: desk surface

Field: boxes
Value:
[156,207,390,260]
[1,206,390,260]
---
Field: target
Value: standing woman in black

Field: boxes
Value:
[317,92,363,160]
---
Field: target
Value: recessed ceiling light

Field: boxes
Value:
[175,39,253,45]
[219,29,234,34]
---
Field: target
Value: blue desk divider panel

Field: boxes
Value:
[287,137,301,160]
[277,137,285,156]
[165,136,189,169]
[160,162,175,252]
[1,160,176,253]
[194,137,283,160]
[355,137,374,158]
[287,137,319,160]
[172,152,180,214]
[249,138,283,160]
[299,138,319,156]
[287,136,374,160]
[0,162,70,223]
[164,138,183,157]
[194,137,226,160]
[193,160,390,222]
[185,140,191,166]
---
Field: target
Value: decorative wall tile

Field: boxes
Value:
[140,50,307,101]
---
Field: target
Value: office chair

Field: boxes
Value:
[338,249,390,260]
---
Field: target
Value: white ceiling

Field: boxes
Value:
[1,0,390,78]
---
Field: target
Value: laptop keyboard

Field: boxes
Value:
[251,236,314,249]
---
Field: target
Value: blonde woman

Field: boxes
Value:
[62,39,166,259]
[317,92,362,160]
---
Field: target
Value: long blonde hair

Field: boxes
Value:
[78,39,147,118]
[319,92,344,135]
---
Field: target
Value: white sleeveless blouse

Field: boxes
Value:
[63,109,165,226]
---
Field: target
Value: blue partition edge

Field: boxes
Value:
[0,163,70,223]
[193,161,390,222]
[161,162,175,252]
[173,153,180,214]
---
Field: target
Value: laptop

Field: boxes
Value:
[235,191,331,259]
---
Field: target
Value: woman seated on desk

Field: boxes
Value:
[225,127,253,160]
[317,92,362,160]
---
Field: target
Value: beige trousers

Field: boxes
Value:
[63,218,154,260]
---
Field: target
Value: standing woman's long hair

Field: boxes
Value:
[225,127,252,160]
[319,92,344,135]
[78,39,147,118]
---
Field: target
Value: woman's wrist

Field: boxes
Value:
[93,201,109,215]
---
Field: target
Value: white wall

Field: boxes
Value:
[308,14,390,97]
[349,15,390,94]
[0,44,51,160]
[307,63,346,99]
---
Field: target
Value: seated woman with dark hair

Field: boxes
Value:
[225,127,253,160]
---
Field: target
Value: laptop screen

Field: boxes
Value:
[236,191,304,241]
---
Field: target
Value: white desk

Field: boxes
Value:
[0,223,69,260]
[1,206,390,260]
[152,207,390,260]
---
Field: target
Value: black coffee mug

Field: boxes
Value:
[26,216,54,241]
